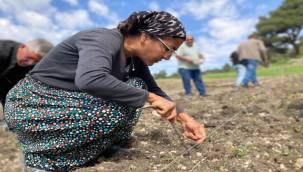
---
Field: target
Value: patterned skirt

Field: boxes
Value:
[4,76,144,171]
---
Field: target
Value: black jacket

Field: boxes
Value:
[0,40,32,104]
[230,51,246,66]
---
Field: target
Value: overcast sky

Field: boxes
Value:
[0,0,283,74]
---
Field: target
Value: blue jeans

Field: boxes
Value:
[178,68,206,96]
[234,64,246,87]
[241,59,259,86]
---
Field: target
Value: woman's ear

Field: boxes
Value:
[139,33,150,45]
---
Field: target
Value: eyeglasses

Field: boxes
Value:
[156,37,176,55]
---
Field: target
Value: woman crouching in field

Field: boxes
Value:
[5,11,206,171]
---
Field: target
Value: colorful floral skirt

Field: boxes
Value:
[4,76,144,171]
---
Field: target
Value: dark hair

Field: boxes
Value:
[117,13,146,36]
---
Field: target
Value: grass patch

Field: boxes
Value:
[232,145,256,158]
[204,60,303,80]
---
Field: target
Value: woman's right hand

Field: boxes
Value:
[148,93,177,121]
[177,113,206,143]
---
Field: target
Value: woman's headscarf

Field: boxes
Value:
[118,11,186,39]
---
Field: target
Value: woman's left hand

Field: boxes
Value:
[178,113,206,143]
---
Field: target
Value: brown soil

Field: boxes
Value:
[0,75,302,172]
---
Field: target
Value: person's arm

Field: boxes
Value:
[258,40,269,66]
[194,53,205,65]
[175,54,193,64]
[133,61,206,143]
[74,30,148,108]
[177,112,206,143]
[175,45,193,64]
[237,45,242,57]
[0,54,6,64]
[0,41,13,76]
[132,59,184,114]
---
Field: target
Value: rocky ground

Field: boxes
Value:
[0,75,302,172]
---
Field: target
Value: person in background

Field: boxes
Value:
[230,51,246,87]
[0,39,53,105]
[237,33,268,87]
[5,11,206,171]
[175,35,206,99]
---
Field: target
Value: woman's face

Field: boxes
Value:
[136,34,184,66]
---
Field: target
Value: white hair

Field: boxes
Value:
[26,39,53,57]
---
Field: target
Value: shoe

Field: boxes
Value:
[24,166,50,172]
[102,145,139,158]
[234,86,241,90]
[184,94,193,100]
[253,83,260,87]
[199,94,209,98]
[116,136,138,149]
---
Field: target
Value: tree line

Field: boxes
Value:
[154,0,303,78]
[256,0,303,59]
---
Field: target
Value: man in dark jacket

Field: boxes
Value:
[0,39,53,105]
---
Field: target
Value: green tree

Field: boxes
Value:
[256,0,303,57]
[153,70,167,79]
[169,72,180,78]
[222,63,233,72]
